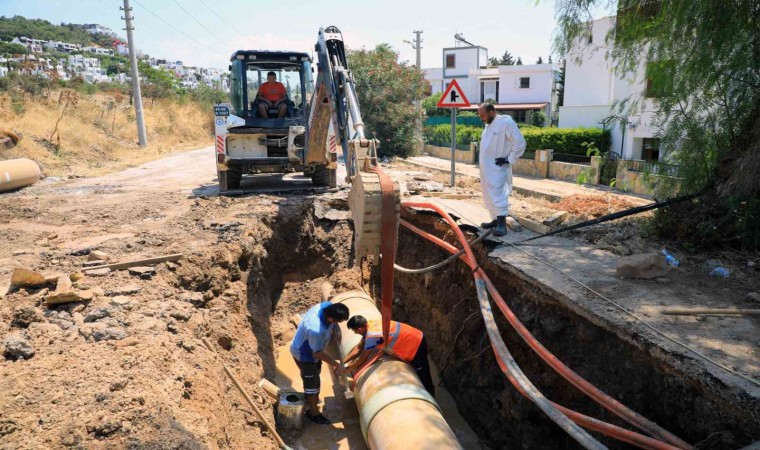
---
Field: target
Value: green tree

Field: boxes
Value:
[138,62,179,104]
[0,42,27,56]
[348,43,427,157]
[422,92,448,117]
[531,111,547,127]
[552,0,760,249]
[516,57,523,65]
[536,56,544,64]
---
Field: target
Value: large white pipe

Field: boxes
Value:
[0,159,41,193]
[331,291,462,450]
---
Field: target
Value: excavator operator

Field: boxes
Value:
[255,71,288,118]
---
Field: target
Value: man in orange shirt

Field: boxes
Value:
[256,71,288,118]
[342,315,435,396]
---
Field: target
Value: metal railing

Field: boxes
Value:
[552,153,592,165]
[625,159,681,177]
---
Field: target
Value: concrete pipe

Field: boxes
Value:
[331,291,462,450]
[0,159,41,193]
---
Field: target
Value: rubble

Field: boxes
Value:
[87,268,111,277]
[616,253,669,279]
[11,307,44,328]
[406,180,444,194]
[88,250,113,262]
[10,268,46,288]
[106,284,142,296]
[3,333,35,360]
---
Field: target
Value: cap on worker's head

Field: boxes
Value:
[347,315,368,330]
[267,71,276,77]
[324,303,349,322]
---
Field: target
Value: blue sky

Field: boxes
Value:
[1,0,613,69]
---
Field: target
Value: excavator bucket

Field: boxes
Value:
[346,139,400,261]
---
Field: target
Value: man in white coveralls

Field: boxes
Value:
[477,103,527,237]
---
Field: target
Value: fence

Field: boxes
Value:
[625,159,681,177]
[425,116,483,127]
[552,153,591,165]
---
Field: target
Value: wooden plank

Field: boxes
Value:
[512,214,551,235]
[83,254,183,272]
[662,308,760,316]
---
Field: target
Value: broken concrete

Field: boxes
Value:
[3,333,35,360]
[616,253,669,279]
[10,268,46,288]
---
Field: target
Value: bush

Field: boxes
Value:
[424,124,609,155]
[531,111,547,127]
[422,93,447,117]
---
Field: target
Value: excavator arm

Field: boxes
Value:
[308,26,399,261]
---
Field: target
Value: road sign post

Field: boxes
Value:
[436,79,470,187]
[450,107,456,187]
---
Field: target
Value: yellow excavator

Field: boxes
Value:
[213,26,398,261]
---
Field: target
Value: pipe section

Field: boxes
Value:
[0,159,41,193]
[331,291,462,450]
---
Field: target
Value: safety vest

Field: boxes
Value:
[365,320,423,362]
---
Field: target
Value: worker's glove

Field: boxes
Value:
[495,157,510,167]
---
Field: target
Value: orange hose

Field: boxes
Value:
[399,205,691,449]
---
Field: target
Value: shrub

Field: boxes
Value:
[531,111,547,127]
[424,124,609,155]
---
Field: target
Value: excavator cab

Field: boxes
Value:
[215,51,337,190]
[229,51,312,126]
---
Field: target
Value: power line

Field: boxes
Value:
[171,0,227,47]
[130,0,217,54]
[196,0,247,40]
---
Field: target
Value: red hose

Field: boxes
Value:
[399,204,691,449]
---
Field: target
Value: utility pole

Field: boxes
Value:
[404,30,423,108]
[121,0,147,147]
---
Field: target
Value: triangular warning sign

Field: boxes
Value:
[437,79,470,108]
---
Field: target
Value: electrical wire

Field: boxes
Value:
[196,0,248,40]
[130,0,217,54]
[171,0,227,47]
[392,229,493,274]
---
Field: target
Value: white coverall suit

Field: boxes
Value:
[479,114,527,220]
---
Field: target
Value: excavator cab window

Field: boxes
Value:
[244,63,305,120]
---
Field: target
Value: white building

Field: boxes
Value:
[10,37,45,53]
[0,58,8,78]
[44,41,82,53]
[424,45,560,125]
[558,16,662,161]
[116,44,142,58]
[83,66,109,83]
[83,46,114,56]
[68,54,100,69]
[81,24,116,37]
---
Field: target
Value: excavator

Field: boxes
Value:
[213,26,397,261]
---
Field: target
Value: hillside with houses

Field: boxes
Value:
[0,15,228,90]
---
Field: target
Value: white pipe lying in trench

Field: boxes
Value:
[330,290,463,450]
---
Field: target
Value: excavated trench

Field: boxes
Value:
[392,211,758,450]
[204,194,755,449]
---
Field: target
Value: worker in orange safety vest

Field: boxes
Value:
[341,315,434,396]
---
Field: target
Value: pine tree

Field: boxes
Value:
[548,55,553,64]
[498,51,514,65]
[536,56,544,64]
[515,57,523,65]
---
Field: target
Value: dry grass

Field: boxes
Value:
[0,89,212,176]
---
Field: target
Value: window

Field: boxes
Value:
[446,54,456,69]
[509,110,527,123]
[642,138,660,161]
[519,77,530,89]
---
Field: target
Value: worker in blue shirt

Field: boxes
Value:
[289,301,349,424]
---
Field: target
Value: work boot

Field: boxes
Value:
[493,216,508,237]
[481,219,497,229]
